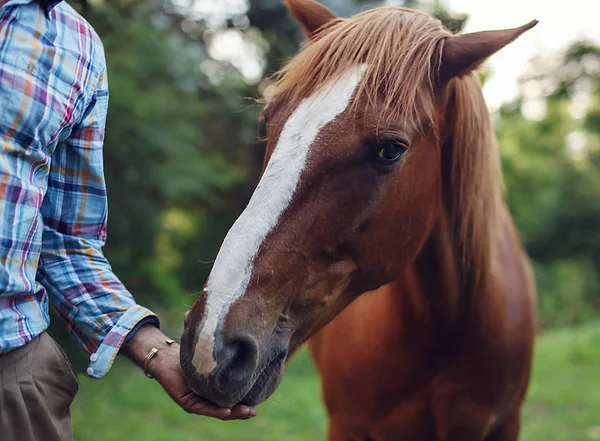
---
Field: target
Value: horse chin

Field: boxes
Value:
[239,350,287,406]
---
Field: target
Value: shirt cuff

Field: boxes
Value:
[86,305,160,379]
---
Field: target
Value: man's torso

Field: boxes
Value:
[0,0,102,351]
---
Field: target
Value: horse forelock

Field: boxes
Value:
[268,7,451,134]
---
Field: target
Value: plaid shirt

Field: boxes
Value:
[0,0,158,378]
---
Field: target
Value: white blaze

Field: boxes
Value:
[192,65,366,375]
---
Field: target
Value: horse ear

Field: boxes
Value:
[439,20,538,84]
[285,0,338,39]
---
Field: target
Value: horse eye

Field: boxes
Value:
[375,141,407,165]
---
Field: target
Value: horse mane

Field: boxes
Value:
[269,6,504,284]
[442,73,504,285]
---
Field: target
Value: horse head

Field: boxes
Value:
[180,0,536,408]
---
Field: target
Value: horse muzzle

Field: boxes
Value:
[179,323,288,408]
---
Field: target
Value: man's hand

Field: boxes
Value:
[121,324,256,420]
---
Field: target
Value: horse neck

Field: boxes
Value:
[390,211,498,364]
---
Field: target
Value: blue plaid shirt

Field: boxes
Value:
[0,0,159,378]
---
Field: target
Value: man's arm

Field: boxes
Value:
[37,52,254,420]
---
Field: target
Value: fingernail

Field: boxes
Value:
[249,408,257,417]
[224,409,232,416]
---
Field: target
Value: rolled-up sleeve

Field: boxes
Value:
[37,51,159,379]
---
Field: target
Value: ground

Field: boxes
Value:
[71,321,600,441]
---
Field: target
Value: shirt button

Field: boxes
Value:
[87,367,94,376]
[90,353,98,362]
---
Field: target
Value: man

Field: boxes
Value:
[0,0,256,439]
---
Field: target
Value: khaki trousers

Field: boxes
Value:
[0,332,79,441]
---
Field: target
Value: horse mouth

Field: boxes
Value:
[238,349,288,406]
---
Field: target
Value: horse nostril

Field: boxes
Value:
[215,332,259,393]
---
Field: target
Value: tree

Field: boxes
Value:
[497,40,600,327]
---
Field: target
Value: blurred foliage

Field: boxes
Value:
[498,40,600,328]
[49,0,600,364]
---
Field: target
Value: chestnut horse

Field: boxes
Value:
[180,1,538,440]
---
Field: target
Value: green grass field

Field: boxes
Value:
[71,321,600,441]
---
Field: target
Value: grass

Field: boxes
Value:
[71,345,327,441]
[71,321,600,441]
[520,322,600,441]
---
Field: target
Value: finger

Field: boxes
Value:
[187,400,233,419]
[181,393,257,420]
[229,404,257,419]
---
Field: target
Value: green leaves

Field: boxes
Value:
[499,39,600,327]
[69,2,260,303]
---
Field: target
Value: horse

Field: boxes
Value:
[180,1,538,439]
